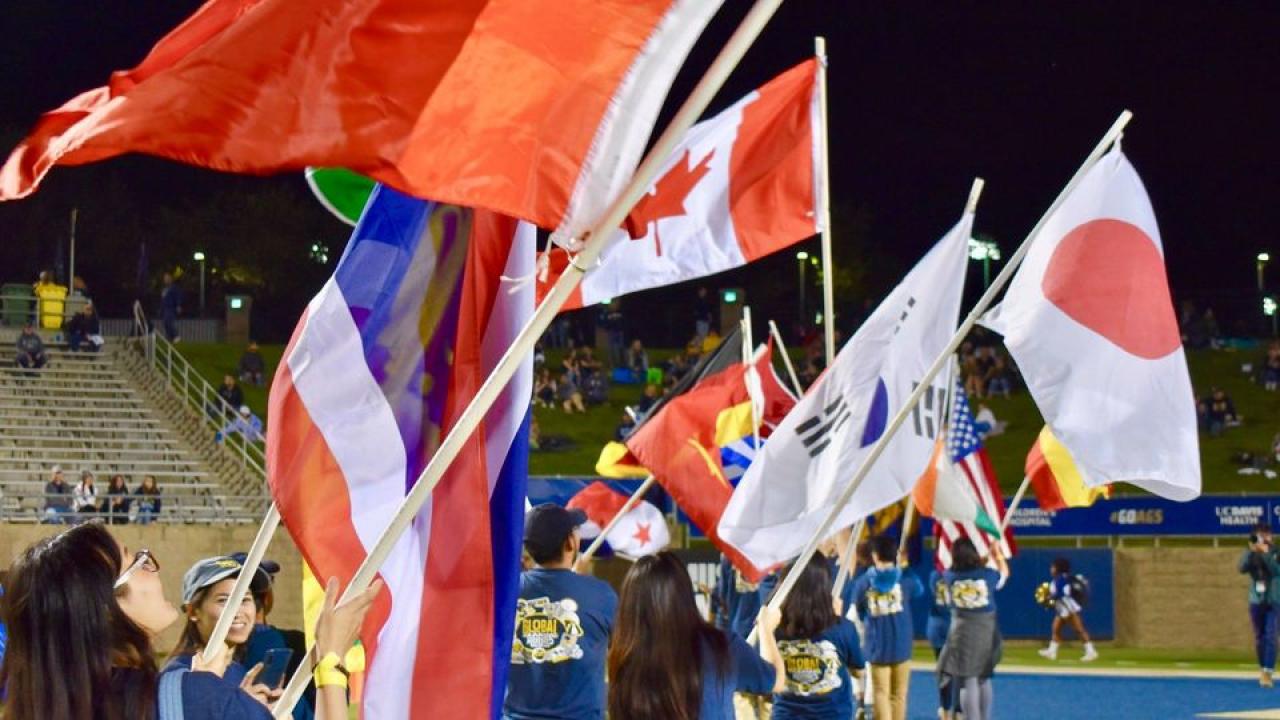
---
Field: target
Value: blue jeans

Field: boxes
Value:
[1251,602,1278,671]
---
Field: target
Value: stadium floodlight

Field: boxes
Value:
[796,250,809,260]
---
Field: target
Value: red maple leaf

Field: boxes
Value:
[623,148,715,256]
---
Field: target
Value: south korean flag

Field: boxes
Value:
[719,213,972,569]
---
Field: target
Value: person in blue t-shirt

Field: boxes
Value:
[851,534,921,720]
[506,503,618,720]
[937,537,1008,720]
[771,554,864,720]
[608,551,785,719]
[713,554,761,640]
[926,567,953,717]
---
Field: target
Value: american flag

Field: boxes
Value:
[934,381,1016,568]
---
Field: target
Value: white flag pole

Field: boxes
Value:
[579,476,657,563]
[273,2,791,714]
[753,111,1133,633]
[742,306,761,448]
[896,501,916,557]
[200,504,280,662]
[815,36,836,366]
[830,518,865,601]
[768,319,805,395]
[1001,476,1032,535]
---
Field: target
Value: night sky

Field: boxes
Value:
[1,2,1277,340]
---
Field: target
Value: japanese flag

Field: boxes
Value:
[568,482,669,558]
[982,148,1200,501]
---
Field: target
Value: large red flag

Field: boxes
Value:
[0,0,720,240]
[623,345,796,581]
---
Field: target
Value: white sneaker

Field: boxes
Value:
[1037,646,1058,660]
[1081,646,1099,662]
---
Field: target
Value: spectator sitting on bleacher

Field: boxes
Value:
[135,474,162,525]
[14,323,48,370]
[65,301,103,353]
[216,374,244,417]
[73,470,100,520]
[218,405,264,444]
[239,341,267,386]
[106,474,131,525]
[635,383,660,416]
[42,465,72,523]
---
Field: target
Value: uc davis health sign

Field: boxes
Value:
[1002,494,1279,536]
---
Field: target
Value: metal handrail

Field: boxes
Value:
[134,330,268,487]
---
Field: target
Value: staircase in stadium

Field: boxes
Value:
[0,329,268,523]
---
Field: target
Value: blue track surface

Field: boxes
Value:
[902,670,1280,719]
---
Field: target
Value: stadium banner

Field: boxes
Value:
[920,494,1280,537]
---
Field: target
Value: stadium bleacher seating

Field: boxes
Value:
[0,331,267,523]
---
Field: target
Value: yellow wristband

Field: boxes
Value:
[314,652,348,689]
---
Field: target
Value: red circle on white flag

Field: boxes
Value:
[1041,218,1181,360]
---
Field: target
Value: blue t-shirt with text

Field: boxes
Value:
[771,618,862,720]
[926,569,952,650]
[944,567,1001,615]
[851,568,922,664]
[504,568,617,720]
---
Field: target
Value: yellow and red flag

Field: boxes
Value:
[1026,426,1112,510]
[613,341,795,581]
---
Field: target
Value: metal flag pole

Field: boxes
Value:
[578,476,657,563]
[753,111,1133,634]
[768,319,805,395]
[814,37,836,365]
[272,2,792,714]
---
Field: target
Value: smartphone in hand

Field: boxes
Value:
[257,648,294,690]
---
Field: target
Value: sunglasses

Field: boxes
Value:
[114,549,160,589]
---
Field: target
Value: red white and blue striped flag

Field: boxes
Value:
[933,382,1016,569]
[267,185,533,718]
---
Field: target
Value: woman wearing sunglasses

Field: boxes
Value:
[0,523,382,720]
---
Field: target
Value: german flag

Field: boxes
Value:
[1026,426,1112,510]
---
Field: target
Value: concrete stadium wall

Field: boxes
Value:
[1115,547,1252,651]
[0,526,1260,654]
[0,523,304,651]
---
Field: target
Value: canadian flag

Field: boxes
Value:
[982,148,1200,501]
[568,481,670,558]
[538,58,821,309]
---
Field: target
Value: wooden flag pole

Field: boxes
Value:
[1001,475,1032,535]
[200,504,280,662]
[815,37,836,366]
[273,2,791,714]
[897,501,916,557]
[830,517,865,601]
[751,111,1133,641]
[768,319,805,396]
[579,476,657,564]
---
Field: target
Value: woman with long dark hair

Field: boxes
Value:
[607,551,785,719]
[0,523,380,720]
[770,554,864,720]
[936,537,1009,720]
